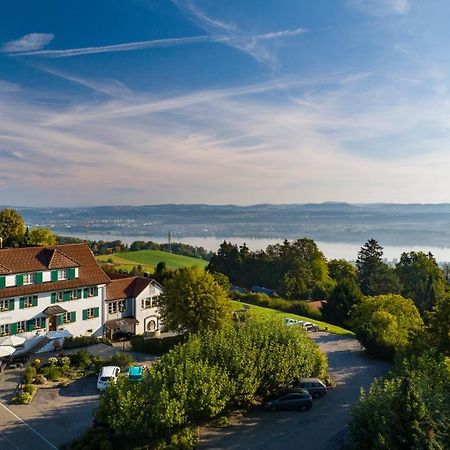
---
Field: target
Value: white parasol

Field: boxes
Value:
[0,335,26,347]
[0,346,15,358]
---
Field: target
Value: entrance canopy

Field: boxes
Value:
[42,305,68,316]
[105,317,139,330]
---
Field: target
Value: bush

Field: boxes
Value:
[11,392,32,404]
[90,355,106,371]
[23,384,35,395]
[108,352,133,369]
[34,374,47,385]
[70,349,92,369]
[130,335,184,355]
[232,292,322,321]
[41,365,63,381]
[48,356,58,366]
[67,426,114,450]
[23,366,36,384]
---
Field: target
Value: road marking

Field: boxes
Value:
[0,430,20,450]
[0,403,57,450]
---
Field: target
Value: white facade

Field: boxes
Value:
[134,282,163,334]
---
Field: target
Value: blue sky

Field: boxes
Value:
[1,0,450,206]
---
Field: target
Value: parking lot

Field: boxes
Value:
[0,345,157,449]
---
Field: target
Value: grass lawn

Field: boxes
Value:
[96,249,208,272]
[230,300,354,337]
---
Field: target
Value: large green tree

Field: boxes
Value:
[395,251,446,312]
[29,227,57,246]
[0,208,26,247]
[356,239,401,296]
[426,296,450,356]
[328,259,357,283]
[159,266,232,334]
[321,279,362,327]
[350,294,423,359]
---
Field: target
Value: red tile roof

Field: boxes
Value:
[0,244,111,299]
[106,276,152,301]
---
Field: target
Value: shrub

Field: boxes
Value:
[23,366,36,384]
[232,292,322,321]
[41,365,63,381]
[48,357,58,366]
[70,349,92,369]
[33,358,41,368]
[34,374,47,385]
[64,336,99,349]
[23,384,35,395]
[60,356,71,370]
[11,392,32,404]
[130,335,184,355]
[108,352,133,369]
[90,355,106,371]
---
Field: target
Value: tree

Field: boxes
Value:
[0,208,26,247]
[395,252,446,312]
[426,296,450,356]
[159,266,232,334]
[29,227,57,246]
[350,294,423,359]
[328,259,357,283]
[321,279,362,327]
[356,239,401,295]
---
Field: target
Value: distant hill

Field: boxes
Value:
[8,202,450,247]
[96,249,208,272]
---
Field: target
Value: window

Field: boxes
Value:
[0,324,10,336]
[22,296,36,308]
[57,291,64,302]
[142,296,157,309]
[58,269,68,280]
[0,299,9,311]
[17,321,26,333]
[108,300,126,314]
[85,287,97,298]
[83,307,99,320]
[63,312,76,323]
[23,273,35,285]
[34,317,45,329]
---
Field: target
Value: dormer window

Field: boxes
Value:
[58,269,68,280]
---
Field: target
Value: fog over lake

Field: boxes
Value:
[60,232,450,263]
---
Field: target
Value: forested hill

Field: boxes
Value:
[6,202,450,247]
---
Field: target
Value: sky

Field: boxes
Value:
[1,0,450,206]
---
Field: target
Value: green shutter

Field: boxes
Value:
[26,320,34,332]
[82,309,88,320]
[32,295,38,307]
[41,317,46,328]
[35,272,43,284]
[0,276,5,289]
[16,274,23,286]
[9,323,17,335]
[94,307,99,318]
[70,311,76,322]
[63,291,71,302]
[19,297,25,309]
[68,268,76,280]
[51,292,57,304]
[83,288,88,299]
[8,299,14,311]
[77,289,82,299]
[57,314,64,326]
[94,286,99,297]
[51,270,58,282]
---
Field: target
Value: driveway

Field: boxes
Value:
[198,332,390,450]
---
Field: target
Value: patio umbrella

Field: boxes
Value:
[0,346,15,358]
[0,335,26,347]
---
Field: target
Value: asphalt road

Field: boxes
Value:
[198,332,390,450]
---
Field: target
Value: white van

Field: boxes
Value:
[97,366,120,390]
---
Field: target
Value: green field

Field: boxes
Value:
[96,249,208,272]
[230,300,354,336]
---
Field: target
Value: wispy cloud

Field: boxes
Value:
[6,29,306,61]
[348,0,411,16]
[1,33,54,52]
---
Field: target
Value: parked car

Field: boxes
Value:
[264,390,313,412]
[97,366,120,390]
[284,318,305,327]
[303,322,319,332]
[128,365,144,382]
[293,378,327,398]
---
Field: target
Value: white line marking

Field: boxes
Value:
[0,403,57,449]
[0,430,20,450]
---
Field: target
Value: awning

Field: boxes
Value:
[104,317,139,330]
[42,305,68,316]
